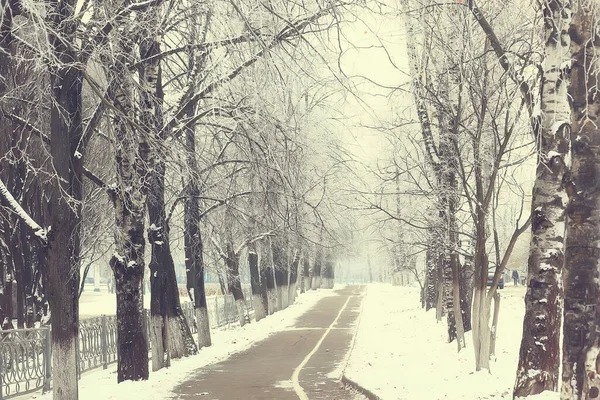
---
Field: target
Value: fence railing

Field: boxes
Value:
[1,291,255,399]
[0,328,51,399]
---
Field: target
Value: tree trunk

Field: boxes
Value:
[141,33,197,372]
[183,128,211,348]
[288,249,299,305]
[248,247,265,321]
[472,223,490,371]
[111,256,148,382]
[460,256,473,333]
[489,291,500,358]
[272,238,287,311]
[260,246,274,315]
[183,6,211,351]
[561,3,600,398]
[514,0,571,395]
[107,37,149,382]
[225,242,246,326]
[46,0,84,394]
[312,245,322,290]
[425,247,437,311]
[302,255,311,292]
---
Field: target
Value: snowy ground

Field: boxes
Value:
[29,288,338,400]
[344,283,536,400]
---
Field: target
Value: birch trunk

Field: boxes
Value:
[514,1,571,395]
[561,3,600,398]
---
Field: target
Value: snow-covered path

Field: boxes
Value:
[344,283,528,400]
[29,288,347,400]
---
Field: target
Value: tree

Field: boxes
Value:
[560,2,600,398]
[513,0,571,395]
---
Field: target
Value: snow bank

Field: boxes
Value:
[344,283,553,399]
[29,289,337,400]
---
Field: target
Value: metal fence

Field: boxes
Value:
[0,291,255,399]
[0,328,51,399]
[181,288,254,334]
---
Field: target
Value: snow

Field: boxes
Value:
[28,289,337,400]
[343,283,561,400]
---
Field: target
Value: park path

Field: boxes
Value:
[171,285,367,400]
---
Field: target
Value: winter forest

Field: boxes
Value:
[0,0,597,399]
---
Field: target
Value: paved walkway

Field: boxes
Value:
[172,285,366,400]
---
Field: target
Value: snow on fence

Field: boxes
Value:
[0,290,255,399]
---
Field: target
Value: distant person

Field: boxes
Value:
[512,269,519,286]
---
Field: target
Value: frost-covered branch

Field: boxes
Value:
[0,179,48,244]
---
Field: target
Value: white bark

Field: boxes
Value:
[267,288,276,315]
[196,307,211,349]
[276,286,283,311]
[253,294,266,321]
[288,283,296,305]
[151,315,166,371]
[52,337,78,399]
[489,292,500,358]
[235,299,246,326]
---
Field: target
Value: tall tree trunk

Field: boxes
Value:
[183,4,211,351]
[561,3,600,398]
[147,168,197,370]
[142,37,196,372]
[107,39,149,382]
[46,0,84,394]
[514,1,571,395]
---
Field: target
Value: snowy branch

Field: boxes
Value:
[0,179,48,245]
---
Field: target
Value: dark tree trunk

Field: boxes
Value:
[302,254,310,292]
[107,34,150,382]
[460,251,473,333]
[111,256,148,382]
[142,36,197,371]
[262,245,275,315]
[147,168,197,370]
[272,238,288,311]
[424,247,437,311]
[225,242,246,326]
[45,0,84,394]
[183,118,211,349]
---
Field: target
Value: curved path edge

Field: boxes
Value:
[339,285,383,400]
[341,374,382,400]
